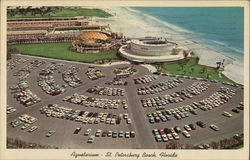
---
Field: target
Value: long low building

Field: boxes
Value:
[7,16,112,45]
[119,38,190,63]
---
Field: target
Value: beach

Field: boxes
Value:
[93,7,244,84]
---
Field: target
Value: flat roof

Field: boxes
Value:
[8,30,48,35]
[7,16,86,22]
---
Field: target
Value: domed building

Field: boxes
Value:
[71,31,116,53]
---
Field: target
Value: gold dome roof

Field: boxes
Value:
[77,31,109,41]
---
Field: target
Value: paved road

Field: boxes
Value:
[125,70,158,149]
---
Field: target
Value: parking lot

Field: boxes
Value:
[7,54,244,149]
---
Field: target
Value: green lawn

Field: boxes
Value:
[161,57,235,83]
[8,43,118,63]
[8,7,112,19]
[232,144,243,149]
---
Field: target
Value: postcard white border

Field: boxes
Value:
[0,1,249,160]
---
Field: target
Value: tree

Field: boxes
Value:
[191,68,194,73]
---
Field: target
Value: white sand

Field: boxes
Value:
[94,7,244,84]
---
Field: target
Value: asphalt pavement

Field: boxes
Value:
[7,55,244,149]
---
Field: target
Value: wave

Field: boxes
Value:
[128,7,243,55]
[124,7,193,34]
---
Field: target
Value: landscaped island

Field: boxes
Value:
[8,43,118,63]
[159,57,235,84]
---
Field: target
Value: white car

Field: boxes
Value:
[222,111,232,117]
[107,130,112,137]
[184,125,192,131]
[161,134,168,142]
[167,134,174,140]
[124,114,128,119]
[127,118,132,124]
[21,123,30,130]
[172,133,180,140]
[95,130,102,137]
[182,131,191,138]
[125,132,130,138]
[84,129,91,136]
[110,119,115,125]
[155,135,162,142]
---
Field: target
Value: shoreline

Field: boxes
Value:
[95,7,244,84]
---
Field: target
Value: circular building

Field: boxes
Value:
[119,38,190,63]
[71,31,115,53]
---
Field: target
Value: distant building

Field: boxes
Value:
[7,17,110,45]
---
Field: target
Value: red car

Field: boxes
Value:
[158,128,165,135]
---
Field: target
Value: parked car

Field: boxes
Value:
[74,127,81,134]
[184,125,192,131]
[182,131,191,138]
[21,123,30,130]
[172,133,180,140]
[174,126,182,133]
[88,135,95,143]
[210,124,220,131]
[232,108,240,113]
[46,130,55,137]
[222,111,232,117]
[155,135,162,142]
[161,134,168,142]
[84,129,91,136]
[95,130,102,137]
[189,124,196,130]
[196,121,206,128]
[130,131,135,138]
[125,131,130,138]
[28,126,38,133]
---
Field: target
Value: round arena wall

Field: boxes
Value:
[119,38,189,63]
[130,39,177,56]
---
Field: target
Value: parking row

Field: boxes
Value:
[7,57,28,70]
[86,66,104,80]
[10,81,41,107]
[10,114,37,128]
[13,60,45,81]
[113,66,137,79]
[157,72,241,88]
[105,78,128,86]
[87,86,125,96]
[62,65,83,88]
[199,87,236,111]
[87,130,135,143]
[141,82,210,109]
[10,60,45,106]
[40,104,132,125]
[38,63,66,95]
[153,121,220,142]
[147,87,236,123]
[137,78,183,95]
[63,93,128,109]
[134,75,158,84]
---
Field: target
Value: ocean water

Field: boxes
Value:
[132,7,244,61]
